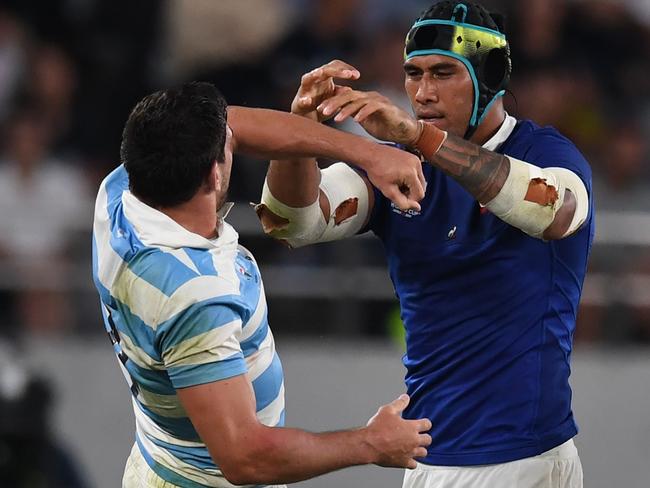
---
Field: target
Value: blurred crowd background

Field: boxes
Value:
[0,0,649,484]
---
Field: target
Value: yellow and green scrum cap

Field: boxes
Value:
[404,3,511,130]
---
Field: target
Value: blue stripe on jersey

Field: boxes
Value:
[128,249,199,297]
[104,165,129,217]
[240,320,269,356]
[127,362,176,396]
[146,435,216,470]
[102,166,200,296]
[251,352,283,411]
[103,166,145,263]
[167,353,248,389]
[184,248,218,276]
[109,206,144,263]
[135,401,201,441]
[110,300,161,361]
[136,435,212,488]
[156,299,242,351]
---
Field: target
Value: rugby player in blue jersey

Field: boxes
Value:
[93,82,432,487]
[259,2,593,487]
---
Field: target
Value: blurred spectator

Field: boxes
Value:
[21,44,77,153]
[337,21,413,139]
[162,0,290,82]
[592,118,650,211]
[508,0,570,73]
[0,108,91,333]
[568,0,650,105]
[0,340,88,487]
[265,0,365,109]
[0,9,27,123]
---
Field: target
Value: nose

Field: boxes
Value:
[415,75,439,105]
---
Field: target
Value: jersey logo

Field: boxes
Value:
[391,203,421,218]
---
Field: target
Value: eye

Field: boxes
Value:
[434,71,453,79]
[404,68,422,78]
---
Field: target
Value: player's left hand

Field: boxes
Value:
[317,89,419,146]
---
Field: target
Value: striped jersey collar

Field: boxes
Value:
[482,114,517,152]
[122,190,238,250]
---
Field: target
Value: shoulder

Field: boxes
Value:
[508,119,592,183]
[130,246,234,298]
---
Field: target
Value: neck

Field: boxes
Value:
[469,103,506,146]
[159,192,219,239]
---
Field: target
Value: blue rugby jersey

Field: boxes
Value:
[92,165,285,487]
[367,117,594,466]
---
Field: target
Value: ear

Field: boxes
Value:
[207,161,220,192]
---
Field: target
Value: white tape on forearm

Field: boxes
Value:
[260,181,327,246]
[485,156,565,239]
[260,163,370,247]
[318,163,370,240]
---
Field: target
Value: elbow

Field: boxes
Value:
[217,437,278,485]
[541,189,579,241]
[221,464,263,486]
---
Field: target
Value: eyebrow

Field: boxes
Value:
[403,61,459,72]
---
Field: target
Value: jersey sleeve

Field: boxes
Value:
[521,128,593,194]
[156,300,247,389]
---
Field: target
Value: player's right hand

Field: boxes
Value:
[364,394,432,469]
[291,60,360,120]
[361,144,426,212]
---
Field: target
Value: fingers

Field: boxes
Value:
[414,447,429,458]
[301,61,360,89]
[354,102,383,123]
[296,95,313,111]
[388,393,410,413]
[417,163,427,195]
[416,418,433,433]
[400,157,426,204]
[418,432,432,447]
[319,59,360,80]
[318,89,362,117]
[389,187,422,213]
[334,98,373,123]
[409,168,426,202]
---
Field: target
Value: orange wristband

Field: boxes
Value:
[413,120,447,161]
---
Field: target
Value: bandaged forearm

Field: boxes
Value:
[484,156,589,239]
[257,163,370,248]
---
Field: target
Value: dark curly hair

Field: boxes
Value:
[120,81,228,208]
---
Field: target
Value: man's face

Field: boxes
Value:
[215,126,234,212]
[403,54,474,137]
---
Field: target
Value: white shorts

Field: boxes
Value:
[122,442,287,488]
[403,439,583,488]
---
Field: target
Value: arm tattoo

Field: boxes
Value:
[430,133,510,203]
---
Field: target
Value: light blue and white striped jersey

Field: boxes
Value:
[92,165,285,488]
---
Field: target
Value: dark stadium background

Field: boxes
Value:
[0,1,648,486]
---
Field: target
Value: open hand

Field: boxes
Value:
[317,89,420,145]
[365,394,432,469]
[291,60,361,120]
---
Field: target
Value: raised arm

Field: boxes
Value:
[177,374,431,485]
[317,89,589,241]
[227,103,425,213]
[249,60,408,248]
